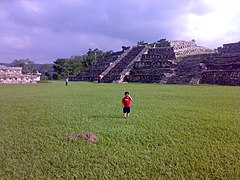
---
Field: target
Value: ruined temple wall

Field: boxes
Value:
[0,65,22,75]
[141,54,175,61]
[218,41,240,54]
[148,47,174,52]
[170,40,196,50]
[134,60,172,68]
[125,68,172,83]
[168,51,240,85]
[0,75,40,84]
[201,53,240,86]
[166,59,205,84]
[169,40,214,58]
[0,65,41,84]
[174,46,214,57]
[180,53,218,61]
[201,70,240,86]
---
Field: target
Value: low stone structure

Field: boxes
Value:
[0,65,41,84]
[170,40,214,58]
[166,43,240,86]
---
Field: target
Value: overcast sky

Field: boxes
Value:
[0,0,240,64]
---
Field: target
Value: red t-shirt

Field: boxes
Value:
[122,96,131,107]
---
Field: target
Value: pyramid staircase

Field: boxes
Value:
[100,46,146,83]
[114,47,148,83]
[99,47,132,80]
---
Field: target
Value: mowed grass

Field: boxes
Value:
[0,81,239,179]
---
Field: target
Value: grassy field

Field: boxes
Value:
[0,81,239,179]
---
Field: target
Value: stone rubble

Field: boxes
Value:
[0,65,41,84]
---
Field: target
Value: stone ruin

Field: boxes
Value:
[71,39,240,86]
[0,65,41,84]
[169,40,214,58]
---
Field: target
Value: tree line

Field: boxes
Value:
[10,48,108,80]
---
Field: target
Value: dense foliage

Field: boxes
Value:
[53,48,106,79]
[39,64,53,80]
[10,48,107,80]
[11,59,36,74]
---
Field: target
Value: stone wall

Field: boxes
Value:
[201,70,240,86]
[200,53,240,86]
[167,48,240,85]
[0,75,40,84]
[0,65,41,84]
[170,40,214,58]
[0,65,22,75]
[217,41,240,54]
[170,40,196,50]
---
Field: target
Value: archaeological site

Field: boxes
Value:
[0,65,41,84]
[71,39,240,86]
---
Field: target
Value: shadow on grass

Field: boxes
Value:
[38,80,52,83]
[90,114,133,128]
[91,115,123,119]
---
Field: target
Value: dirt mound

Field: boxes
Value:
[64,132,97,143]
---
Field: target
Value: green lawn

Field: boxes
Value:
[0,81,239,179]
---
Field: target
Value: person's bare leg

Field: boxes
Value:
[127,113,130,118]
[124,113,127,118]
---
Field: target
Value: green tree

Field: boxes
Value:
[82,48,105,68]
[53,58,70,79]
[68,56,85,76]
[39,64,53,80]
[11,59,36,74]
[52,48,106,79]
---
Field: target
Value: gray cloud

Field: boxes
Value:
[0,0,236,63]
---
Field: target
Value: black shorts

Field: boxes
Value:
[123,107,130,113]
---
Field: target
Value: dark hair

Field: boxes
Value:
[124,91,129,95]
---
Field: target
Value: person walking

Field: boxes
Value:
[66,78,69,86]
